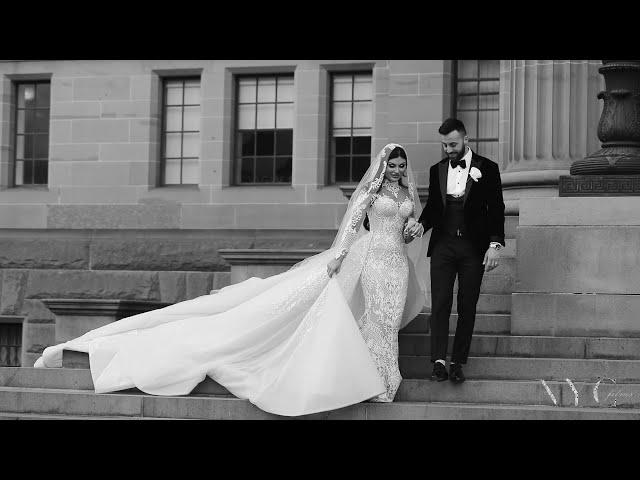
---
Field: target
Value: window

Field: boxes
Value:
[0,322,21,367]
[161,77,201,185]
[14,81,50,186]
[454,60,499,159]
[235,75,294,184]
[330,72,373,184]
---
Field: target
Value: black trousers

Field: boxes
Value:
[429,233,485,364]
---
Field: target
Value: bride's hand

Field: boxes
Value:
[326,258,343,277]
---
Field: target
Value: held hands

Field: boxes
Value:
[403,218,424,243]
[326,257,344,278]
[483,247,501,272]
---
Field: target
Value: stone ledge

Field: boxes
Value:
[218,249,324,266]
[41,298,171,317]
[559,175,640,196]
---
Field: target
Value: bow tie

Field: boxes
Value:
[450,158,466,169]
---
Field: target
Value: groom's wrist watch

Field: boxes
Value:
[489,242,502,251]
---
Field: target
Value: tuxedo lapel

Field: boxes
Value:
[463,154,483,208]
[439,160,448,207]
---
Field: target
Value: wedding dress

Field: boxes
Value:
[34,143,429,417]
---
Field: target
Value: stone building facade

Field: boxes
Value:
[0,60,604,367]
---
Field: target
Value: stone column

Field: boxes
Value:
[500,60,603,213]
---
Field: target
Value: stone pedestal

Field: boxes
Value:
[218,249,323,285]
[42,299,171,344]
[512,197,640,337]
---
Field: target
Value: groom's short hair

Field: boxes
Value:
[439,118,467,136]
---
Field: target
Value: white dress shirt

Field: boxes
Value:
[446,147,473,197]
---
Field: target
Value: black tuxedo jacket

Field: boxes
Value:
[417,152,506,257]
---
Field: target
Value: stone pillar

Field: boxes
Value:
[500,60,603,213]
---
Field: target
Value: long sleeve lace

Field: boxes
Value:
[335,184,377,258]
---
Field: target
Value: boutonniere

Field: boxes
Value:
[469,167,482,182]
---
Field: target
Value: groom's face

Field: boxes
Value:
[441,130,468,161]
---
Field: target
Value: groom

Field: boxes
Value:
[407,118,505,384]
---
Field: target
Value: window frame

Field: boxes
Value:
[159,76,202,186]
[328,70,373,185]
[12,80,51,187]
[453,60,500,157]
[233,73,295,186]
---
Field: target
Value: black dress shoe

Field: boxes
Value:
[430,362,449,382]
[449,363,465,384]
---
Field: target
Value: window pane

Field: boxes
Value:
[352,156,369,182]
[333,76,352,101]
[478,141,499,159]
[479,93,499,110]
[34,134,49,158]
[479,111,499,138]
[352,127,371,137]
[23,134,34,158]
[164,159,181,184]
[238,78,256,104]
[332,102,352,129]
[165,82,184,105]
[241,157,254,183]
[238,104,256,130]
[353,75,372,101]
[335,156,350,182]
[34,160,48,184]
[17,110,25,134]
[23,160,33,184]
[35,110,49,133]
[183,106,200,131]
[457,95,478,111]
[16,135,25,159]
[257,103,275,129]
[458,60,478,79]
[182,132,200,158]
[457,81,478,95]
[352,102,372,128]
[18,84,35,108]
[479,80,500,94]
[183,83,201,105]
[275,103,293,129]
[240,131,255,156]
[276,77,294,102]
[275,130,293,156]
[335,136,350,155]
[36,83,51,108]
[275,157,292,183]
[14,160,24,185]
[458,111,477,139]
[256,130,275,156]
[181,159,199,184]
[352,136,371,155]
[24,110,36,132]
[164,132,182,157]
[479,60,500,78]
[257,77,276,103]
[255,157,274,183]
[165,106,183,131]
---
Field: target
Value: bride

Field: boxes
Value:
[34,143,429,417]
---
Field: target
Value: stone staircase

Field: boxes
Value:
[2,215,640,419]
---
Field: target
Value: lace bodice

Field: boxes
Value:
[368,195,414,252]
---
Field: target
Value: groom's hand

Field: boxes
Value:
[483,247,500,272]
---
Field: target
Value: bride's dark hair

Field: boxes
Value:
[364,146,408,231]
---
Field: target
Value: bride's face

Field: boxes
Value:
[384,156,407,182]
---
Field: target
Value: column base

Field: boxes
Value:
[559,175,640,196]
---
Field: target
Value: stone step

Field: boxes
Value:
[0,412,181,420]
[397,378,640,409]
[1,386,638,419]
[4,368,638,410]
[399,356,640,382]
[398,334,640,359]
[401,313,511,334]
